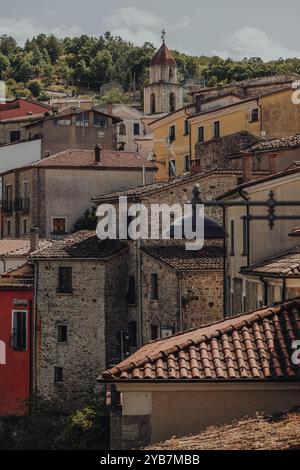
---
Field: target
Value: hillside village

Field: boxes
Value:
[1,35,300,450]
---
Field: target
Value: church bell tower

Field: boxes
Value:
[144,30,183,115]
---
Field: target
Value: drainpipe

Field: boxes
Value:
[256,95,264,135]
[179,276,183,331]
[184,107,193,170]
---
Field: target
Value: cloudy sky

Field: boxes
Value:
[0,0,299,60]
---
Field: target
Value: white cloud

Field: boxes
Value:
[0,17,83,44]
[104,6,190,47]
[213,27,300,61]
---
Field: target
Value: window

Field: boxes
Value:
[7,220,11,236]
[93,114,107,128]
[184,119,189,135]
[119,123,126,136]
[23,219,27,235]
[170,93,176,112]
[54,367,63,383]
[250,108,259,123]
[184,155,190,172]
[10,130,21,143]
[198,126,204,142]
[52,218,66,235]
[58,267,73,294]
[127,276,136,305]
[55,118,71,126]
[151,93,156,114]
[151,325,159,340]
[76,112,89,127]
[58,325,68,343]
[133,123,140,136]
[12,311,27,351]
[23,181,28,198]
[168,159,176,178]
[230,219,235,256]
[128,321,137,347]
[213,121,220,138]
[169,125,176,142]
[151,273,158,300]
[5,184,12,202]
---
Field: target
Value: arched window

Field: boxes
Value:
[151,93,156,114]
[119,122,127,136]
[170,93,176,112]
[169,67,174,82]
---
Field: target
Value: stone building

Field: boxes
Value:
[140,244,224,344]
[1,147,156,239]
[29,231,131,410]
[144,40,183,115]
[23,107,120,157]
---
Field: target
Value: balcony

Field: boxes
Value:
[14,198,30,213]
[2,200,13,213]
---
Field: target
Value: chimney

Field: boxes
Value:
[268,152,278,175]
[30,227,39,253]
[95,144,102,163]
[242,151,252,183]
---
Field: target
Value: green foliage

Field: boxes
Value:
[71,207,97,233]
[27,79,42,97]
[0,394,109,450]
[1,32,300,98]
[100,88,128,104]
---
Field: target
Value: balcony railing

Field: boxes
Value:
[2,200,13,213]
[14,198,30,213]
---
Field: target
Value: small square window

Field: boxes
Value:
[54,367,63,383]
[151,273,158,300]
[58,325,68,343]
[23,219,27,235]
[52,218,66,235]
[250,108,259,122]
[213,121,220,138]
[198,126,204,142]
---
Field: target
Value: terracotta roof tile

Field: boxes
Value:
[141,244,223,271]
[242,250,300,277]
[102,299,300,381]
[248,134,300,153]
[0,263,34,288]
[22,149,155,171]
[0,239,53,258]
[150,42,177,66]
[29,230,127,259]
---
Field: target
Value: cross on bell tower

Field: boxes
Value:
[143,31,183,114]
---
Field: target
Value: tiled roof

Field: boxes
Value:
[148,408,300,450]
[30,230,127,259]
[4,149,156,174]
[0,239,53,258]
[92,168,270,203]
[141,245,223,271]
[248,134,300,153]
[150,42,177,66]
[218,166,300,200]
[0,264,34,288]
[242,250,300,277]
[102,299,300,381]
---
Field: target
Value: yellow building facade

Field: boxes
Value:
[150,86,300,181]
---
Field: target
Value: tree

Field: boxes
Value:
[0,53,10,79]
[27,79,42,97]
[90,50,113,87]
[71,207,97,233]
[100,88,128,104]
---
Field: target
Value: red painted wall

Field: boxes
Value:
[0,289,32,416]
[0,99,50,120]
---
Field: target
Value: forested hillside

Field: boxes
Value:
[1,32,300,100]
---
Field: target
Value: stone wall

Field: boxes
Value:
[35,253,130,410]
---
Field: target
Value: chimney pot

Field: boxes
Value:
[30,227,39,253]
[242,151,252,183]
[268,152,278,175]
